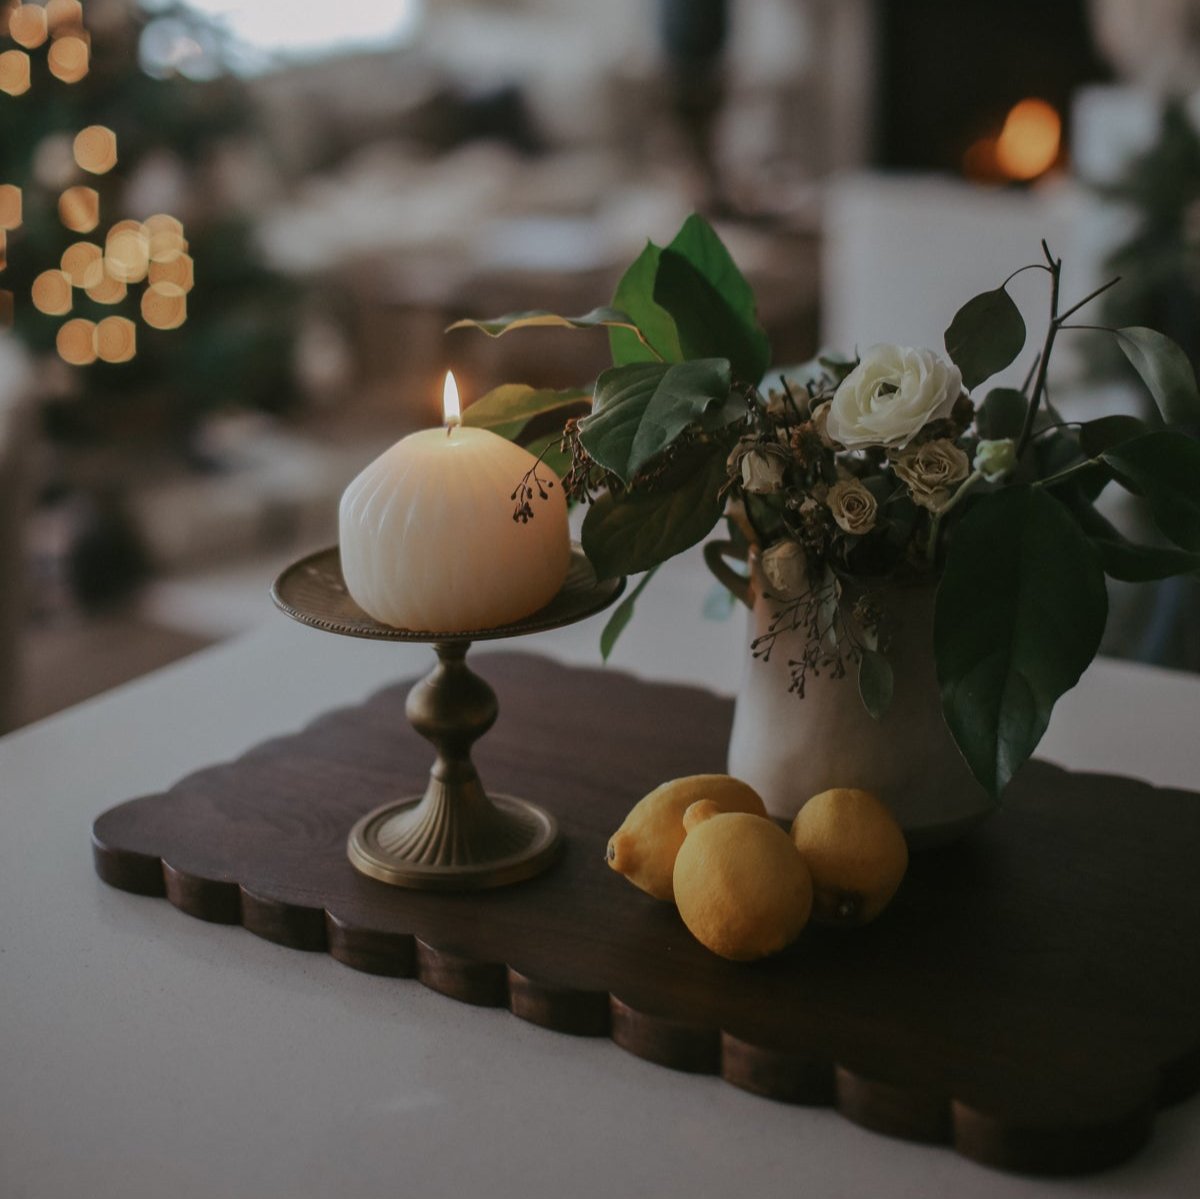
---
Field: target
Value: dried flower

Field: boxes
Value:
[729,436,789,494]
[826,477,878,534]
[891,438,971,511]
[761,538,808,599]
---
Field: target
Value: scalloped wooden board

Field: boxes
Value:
[92,653,1200,1176]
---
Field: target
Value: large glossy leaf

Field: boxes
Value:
[1077,414,1150,458]
[1102,431,1200,551]
[935,485,1107,797]
[976,388,1028,439]
[654,247,771,383]
[1116,326,1200,426]
[944,287,1027,390]
[1057,491,1200,581]
[608,242,683,366]
[578,358,733,484]
[652,214,770,381]
[463,384,590,441]
[581,448,729,577]
[599,566,659,662]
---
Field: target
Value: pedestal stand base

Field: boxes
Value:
[347,793,559,890]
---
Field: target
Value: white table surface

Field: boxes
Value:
[4,548,1200,1199]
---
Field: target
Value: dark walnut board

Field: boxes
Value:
[92,653,1200,1176]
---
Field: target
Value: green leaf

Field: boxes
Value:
[1102,431,1200,551]
[935,485,1108,798]
[462,384,590,441]
[581,448,729,577]
[1116,326,1200,425]
[858,650,894,721]
[1093,537,1200,581]
[609,242,683,366]
[1059,492,1200,581]
[578,358,733,484]
[654,247,770,383]
[1077,414,1150,458]
[648,216,768,381]
[944,287,1027,390]
[448,306,650,345]
[599,566,659,662]
[976,388,1028,439]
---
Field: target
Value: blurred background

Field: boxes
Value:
[1,0,1198,730]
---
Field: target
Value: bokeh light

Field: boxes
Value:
[73,125,118,175]
[59,185,100,233]
[148,252,193,295]
[0,48,30,96]
[105,225,151,283]
[96,315,137,363]
[46,0,84,38]
[32,269,73,316]
[61,241,104,289]
[8,4,48,50]
[0,185,22,230]
[56,317,97,365]
[48,34,89,83]
[141,285,187,330]
[86,273,127,305]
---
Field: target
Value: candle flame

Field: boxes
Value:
[443,370,462,428]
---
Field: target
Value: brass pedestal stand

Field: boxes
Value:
[271,545,624,890]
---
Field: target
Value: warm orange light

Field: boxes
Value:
[141,285,186,330]
[86,273,126,305]
[48,34,89,83]
[0,48,31,96]
[0,229,5,271]
[995,99,1061,182]
[0,184,21,230]
[9,4,48,50]
[56,317,96,365]
[96,316,136,363]
[46,0,84,38]
[61,241,103,289]
[73,125,118,175]
[148,252,193,296]
[443,370,461,427]
[32,269,73,315]
[58,185,99,233]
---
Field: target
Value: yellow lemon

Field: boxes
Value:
[672,801,813,961]
[790,788,908,925]
[606,774,766,901]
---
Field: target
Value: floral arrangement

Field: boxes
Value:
[451,215,1200,799]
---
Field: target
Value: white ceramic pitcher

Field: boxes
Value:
[707,542,994,849]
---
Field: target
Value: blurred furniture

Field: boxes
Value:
[2,547,1200,1196]
[0,334,32,733]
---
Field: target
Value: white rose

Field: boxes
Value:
[826,345,963,450]
[761,539,808,599]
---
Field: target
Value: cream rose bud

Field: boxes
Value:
[761,538,808,598]
[974,437,1017,482]
[891,438,971,511]
[827,345,963,449]
[730,437,789,494]
[826,477,878,534]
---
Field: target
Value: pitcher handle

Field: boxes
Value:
[704,540,755,610]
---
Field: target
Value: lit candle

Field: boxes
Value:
[339,372,571,631]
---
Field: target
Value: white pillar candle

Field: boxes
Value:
[339,372,571,632]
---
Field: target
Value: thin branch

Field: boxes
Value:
[1002,262,1053,289]
[1056,276,1122,324]
[1016,255,1063,456]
